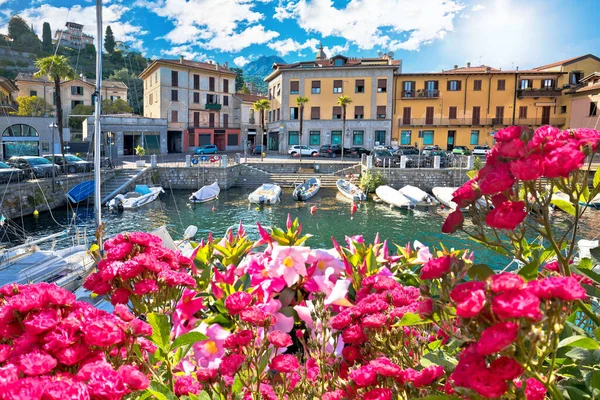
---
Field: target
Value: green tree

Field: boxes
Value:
[104,25,116,54]
[108,67,143,115]
[68,104,94,130]
[337,95,353,161]
[296,96,309,162]
[42,22,52,54]
[239,83,251,94]
[8,15,41,50]
[102,98,133,114]
[253,99,270,161]
[14,96,53,117]
[34,55,75,170]
[231,67,244,92]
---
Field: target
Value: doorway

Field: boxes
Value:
[447,130,456,151]
[541,106,551,125]
[268,132,279,151]
[167,131,182,153]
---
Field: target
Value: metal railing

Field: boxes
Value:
[188,123,241,129]
[398,117,567,127]
[517,88,562,98]
[363,154,473,170]
[401,89,440,99]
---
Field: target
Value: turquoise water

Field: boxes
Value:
[6,187,600,270]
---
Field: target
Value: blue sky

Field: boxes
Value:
[1,0,599,73]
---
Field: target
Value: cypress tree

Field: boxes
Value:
[42,22,52,53]
[104,25,116,54]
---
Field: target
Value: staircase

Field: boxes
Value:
[236,165,357,189]
[100,168,146,204]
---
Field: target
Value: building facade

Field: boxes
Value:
[0,77,18,116]
[15,73,128,122]
[232,93,267,152]
[567,72,600,129]
[140,57,239,153]
[54,22,94,49]
[0,116,71,160]
[264,46,400,153]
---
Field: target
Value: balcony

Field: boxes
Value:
[514,117,566,127]
[205,103,222,110]
[517,88,562,98]
[188,122,241,130]
[398,117,514,127]
[401,89,440,99]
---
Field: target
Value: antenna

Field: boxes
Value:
[387,51,394,58]
[377,51,383,58]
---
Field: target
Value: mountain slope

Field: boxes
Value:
[243,55,287,94]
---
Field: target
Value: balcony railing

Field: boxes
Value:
[517,88,562,98]
[398,117,567,127]
[401,89,440,99]
[0,99,17,110]
[205,103,222,110]
[188,122,241,130]
[514,117,566,126]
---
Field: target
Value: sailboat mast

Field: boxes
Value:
[94,0,103,247]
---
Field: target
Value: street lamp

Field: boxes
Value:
[49,122,57,190]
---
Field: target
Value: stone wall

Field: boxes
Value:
[152,165,242,190]
[246,161,356,174]
[364,167,470,192]
[0,170,116,219]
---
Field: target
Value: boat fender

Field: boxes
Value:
[33,210,39,217]
[212,206,216,212]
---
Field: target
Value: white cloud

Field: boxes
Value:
[323,42,349,57]
[472,4,485,11]
[274,0,463,51]
[160,45,212,62]
[203,25,279,52]
[267,38,319,56]
[233,56,250,67]
[0,0,9,5]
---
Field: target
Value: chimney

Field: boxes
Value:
[516,66,519,72]
[223,62,228,69]
[180,55,184,64]
[485,66,491,73]
[454,64,458,69]
[216,62,220,70]
[466,62,471,68]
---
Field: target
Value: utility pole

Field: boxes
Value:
[49,122,57,190]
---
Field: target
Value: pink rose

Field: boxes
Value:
[220,354,246,376]
[110,288,130,305]
[362,312,388,328]
[477,321,519,355]
[496,138,526,159]
[330,310,354,330]
[477,163,515,194]
[342,346,361,363]
[341,324,366,344]
[509,154,544,181]
[19,351,57,376]
[196,368,218,383]
[494,126,524,143]
[489,272,526,293]
[267,330,292,348]
[492,290,542,320]
[364,388,392,400]
[490,356,523,380]
[369,357,402,377]
[528,276,586,301]
[269,354,299,373]
[451,179,481,208]
[442,210,464,234]
[224,292,252,315]
[543,143,585,178]
[485,201,527,230]
[119,365,150,390]
[420,255,453,280]
[133,279,159,295]
[470,368,509,398]
[525,378,547,400]
[349,365,378,387]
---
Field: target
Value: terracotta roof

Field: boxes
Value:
[533,54,600,71]
[140,58,236,78]
[398,69,562,76]
[581,72,600,83]
[273,57,399,71]
[15,73,128,89]
[575,82,600,94]
[233,93,267,103]
[444,64,501,73]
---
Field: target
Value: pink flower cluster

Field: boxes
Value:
[0,283,150,400]
[443,125,600,232]
[83,232,195,308]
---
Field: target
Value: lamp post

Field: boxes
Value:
[49,122,57,190]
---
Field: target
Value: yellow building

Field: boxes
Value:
[0,77,18,116]
[393,64,564,150]
[140,56,239,152]
[264,45,400,153]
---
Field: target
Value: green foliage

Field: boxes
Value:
[34,55,75,82]
[230,67,244,92]
[360,170,386,194]
[108,68,143,114]
[41,22,52,54]
[239,82,251,94]
[104,25,116,54]
[68,104,94,130]
[472,156,483,171]
[268,216,312,247]
[14,96,53,117]
[8,15,41,50]
[134,145,146,157]
[102,98,133,115]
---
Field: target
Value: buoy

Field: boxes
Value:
[255,207,260,211]
[310,205,317,215]
[33,210,39,217]
[212,206,216,212]
[350,202,357,214]
[440,204,445,210]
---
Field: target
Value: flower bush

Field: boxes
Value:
[1,126,599,399]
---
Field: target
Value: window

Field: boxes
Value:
[495,106,504,124]
[353,131,364,145]
[355,79,365,93]
[288,131,299,145]
[268,111,272,122]
[333,80,343,93]
[171,110,178,122]
[223,95,228,106]
[569,71,583,85]
[171,90,178,102]
[376,106,386,119]
[331,131,342,145]
[403,81,415,97]
[223,79,229,93]
[402,107,411,125]
[472,106,481,125]
[311,81,321,94]
[277,83,281,96]
[71,86,84,95]
[223,114,229,128]
[193,74,200,90]
[400,130,411,145]
[309,131,320,145]
[542,79,554,88]
[425,107,434,125]
[497,80,506,91]
[590,102,598,117]
[71,100,83,109]
[332,106,342,119]
[149,93,153,105]
[310,107,320,120]
[560,105,567,114]
[227,133,237,146]
[354,106,364,119]
[193,92,200,103]
[209,77,215,91]
[290,81,299,94]
[154,73,157,83]
[171,71,178,87]
[519,106,527,119]
[473,80,482,91]
[277,108,281,121]
[375,130,386,145]
[422,130,434,145]
[334,58,344,67]
[447,80,461,91]
[207,94,218,104]
[188,132,195,147]
[290,107,299,120]
[519,79,531,89]
[425,81,439,96]
[193,111,200,127]
[234,108,239,121]
[470,130,479,145]
[377,79,387,92]
[29,90,37,97]
[449,106,457,119]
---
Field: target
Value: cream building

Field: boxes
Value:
[232,93,267,151]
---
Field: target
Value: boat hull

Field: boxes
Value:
[336,179,366,201]
[293,178,321,201]
[375,185,412,209]
[67,180,95,203]
[190,182,220,203]
[399,185,438,207]
[249,184,282,204]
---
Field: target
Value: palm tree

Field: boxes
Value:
[337,95,353,161]
[34,55,75,170]
[253,99,271,162]
[295,96,309,162]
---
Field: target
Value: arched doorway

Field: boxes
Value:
[1,124,40,159]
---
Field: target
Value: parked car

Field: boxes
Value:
[288,145,319,157]
[0,161,25,184]
[43,154,93,174]
[194,145,218,155]
[393,146,421,167]
[347,146,370,158]
[426,150,452,167]
[251,145,263,155]
[319,144,350,158]
[473,145,491,156]
[371,149,398,167]
[452,146,471,155]
[421,145,442,156]
[7,156,61,179]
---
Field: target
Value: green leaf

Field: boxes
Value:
[551,198,576,216]
[573,267,600,286]
[147,313,172,352]
[172,331,209,350]
[196,391,212,400]
[590,247,600,264]
[578,258,594,270]
[468,264,495,281]
[518,261,540,281]
[148,382,176,400]
[595,328,600,341]
[594,167,600,189]
[204,314,231,326]
[231,375,244,395]
[396,312,427,326]
[558,335,600,350]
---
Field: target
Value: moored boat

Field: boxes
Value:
[293,178,321,201]
[336,179,366,201]
[67,180,95,203]
[375,185,412,209]
[399,185,438,207]
[432,187,458,210]
[249,184,282,204]
[107,185,164,210]
[189,181,220,203]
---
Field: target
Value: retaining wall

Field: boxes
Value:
[365,167,470,192]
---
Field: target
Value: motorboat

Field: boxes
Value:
[249,184,282,204]
[293,178,321,201]
[189,181,220,203]
[432,187,459,210]
[336,179,366,201]
[375,185,412,209]
[399,185,438,207]
[67,180,95,203]
[108,185,164,210]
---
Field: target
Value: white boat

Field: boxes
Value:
[249,184,282,204]
[293,178,321,201]
[190,181,220,203]
[336,179,366,201]
[375,185,412,209]
[432,187,459,210]
[584,193,600,208]
[108,185,164,210]
[553,191,600,209]
[399,185,438,207]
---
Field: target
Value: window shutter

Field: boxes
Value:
[377,106,386,115]
[209,77,215,91]
[333,106,342,115]
[354,106,364,115]
[290,81,299,92]
[356,79,364,86]
[334,80,343,88]
[497,80,505,90]
[457,80,462,91]
[312,80,321,88]
[377,79,386,89]
[433,81,439,90]
[223,79,229,93]
[449,106,457,119]
[402,107,411,124]
[447,81,451,91]
[311,107,320,119]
